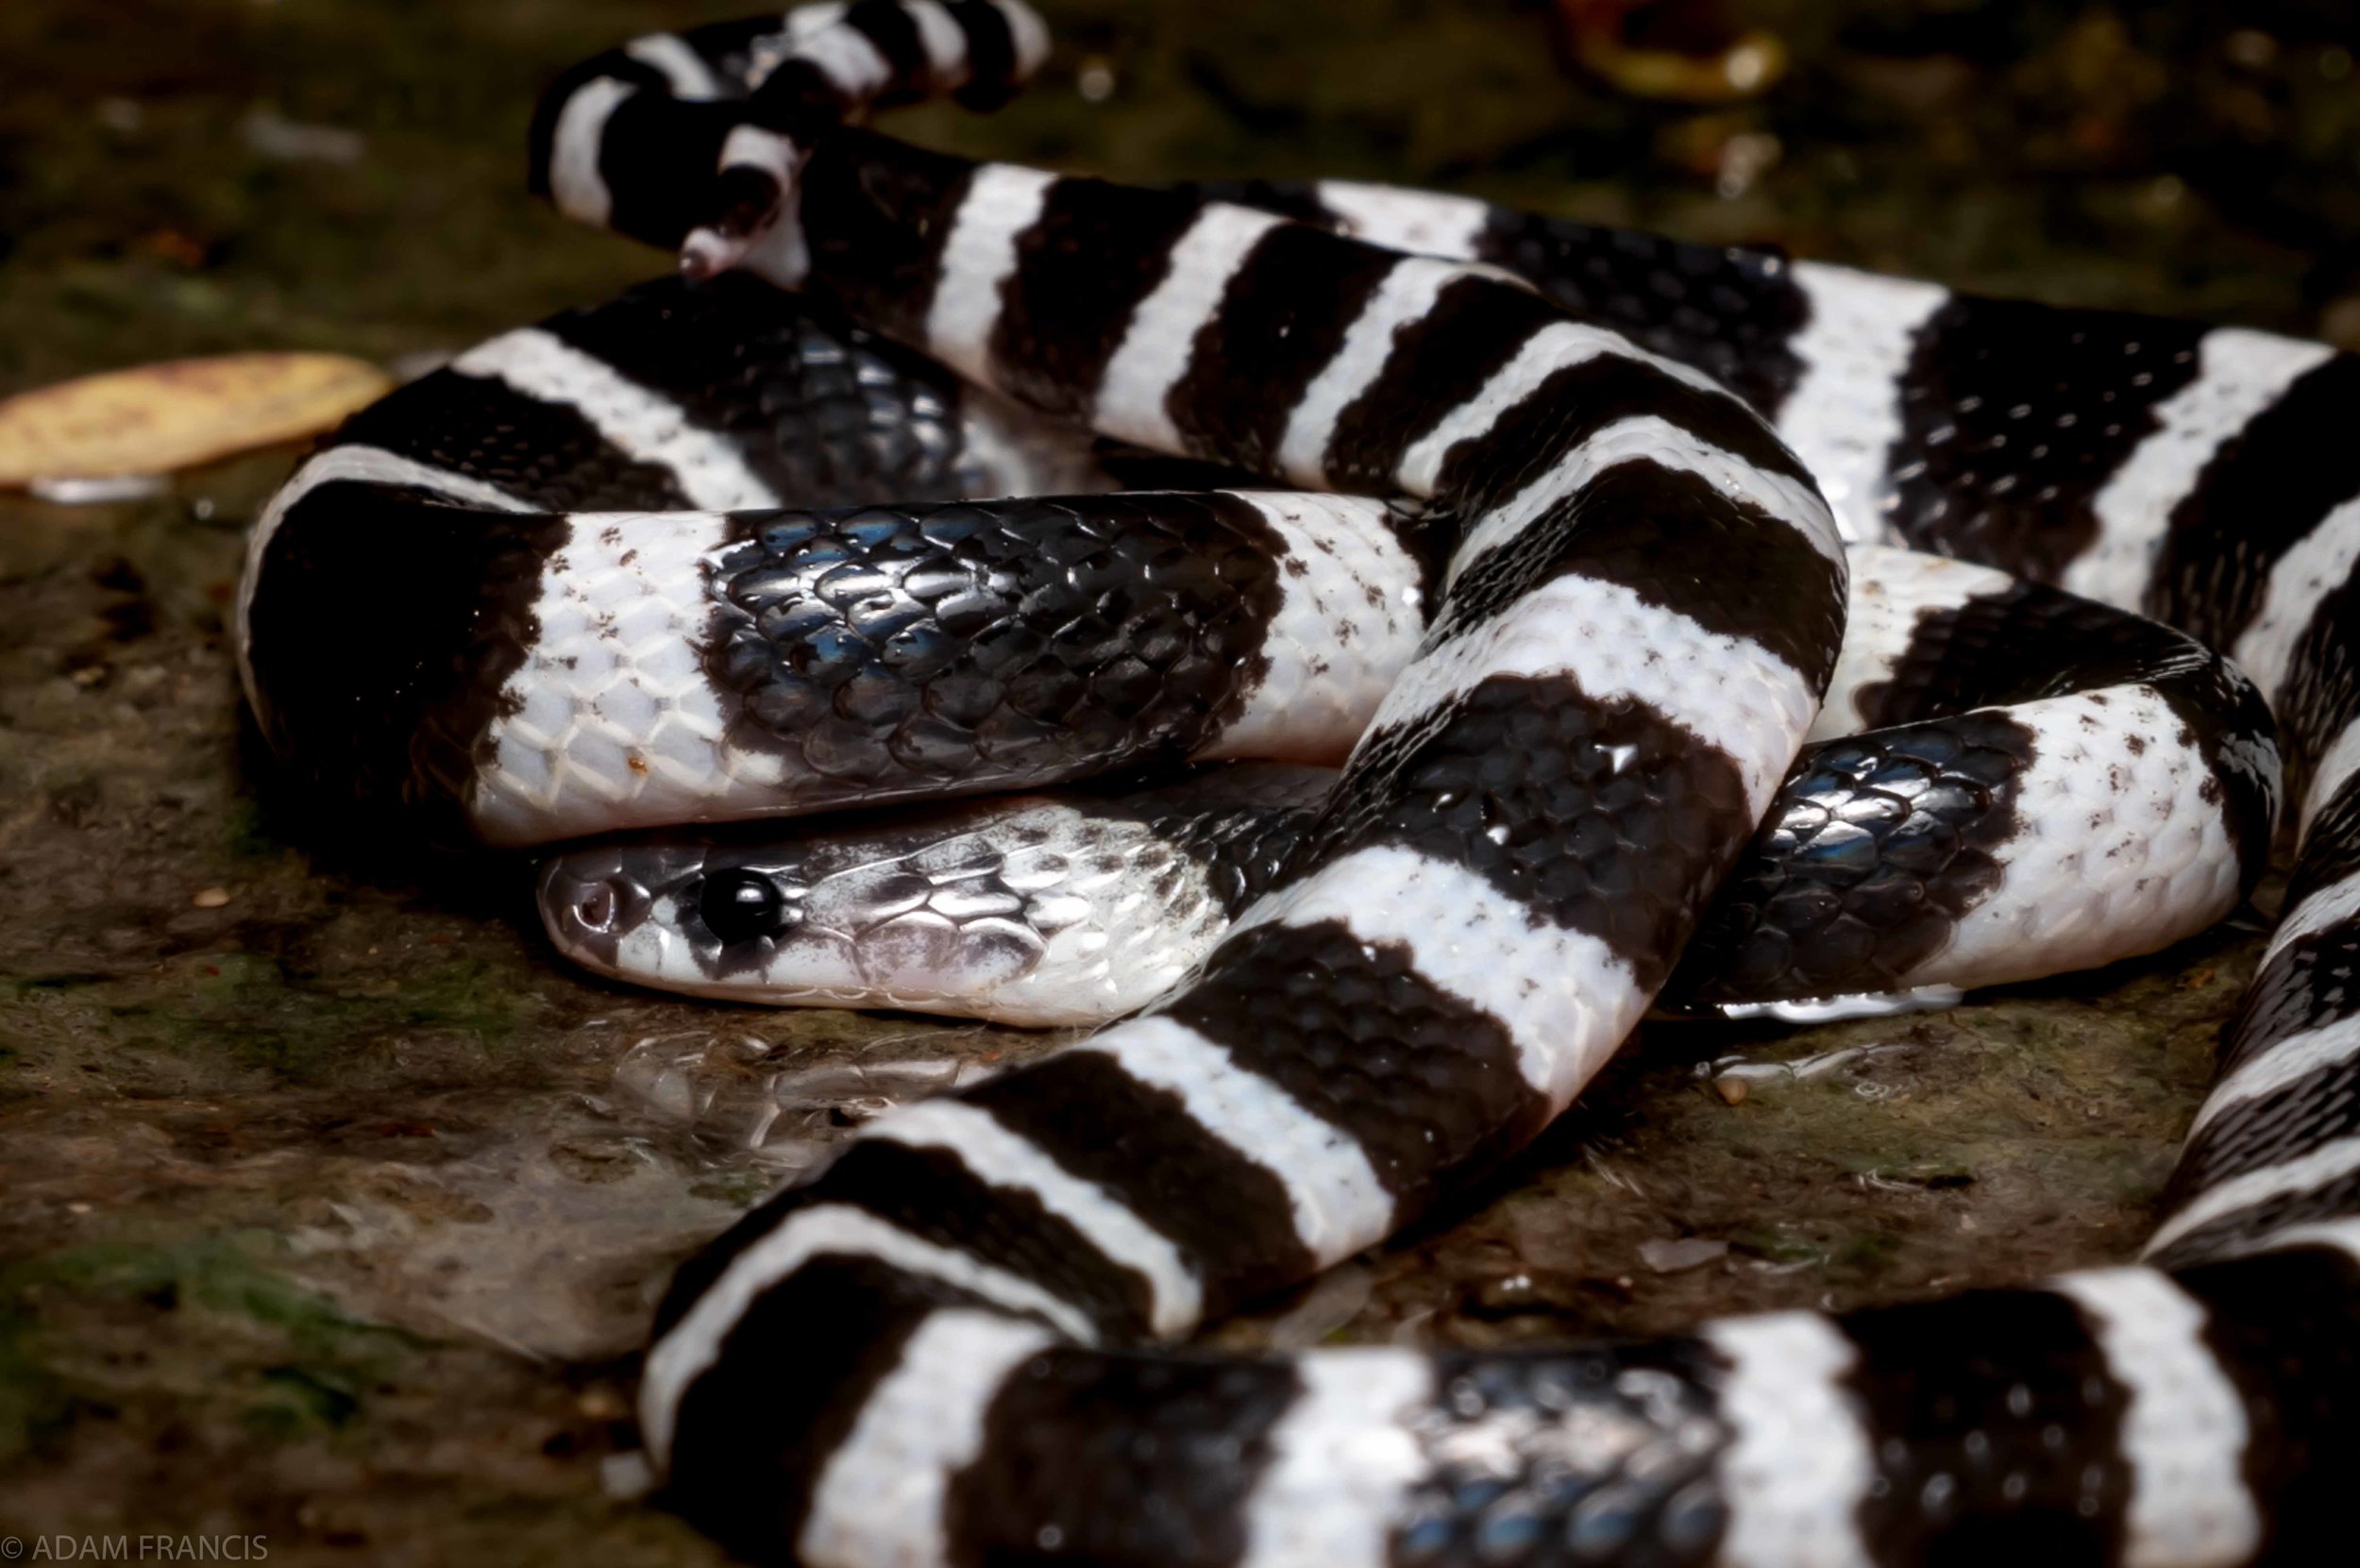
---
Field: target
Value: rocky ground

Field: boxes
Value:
[4,1,2354,1560]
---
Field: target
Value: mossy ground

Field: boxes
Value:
[4,1,2354,1559]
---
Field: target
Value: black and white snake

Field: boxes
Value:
[233,3,2360,1563]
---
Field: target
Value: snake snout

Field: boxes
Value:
[573,881,619,932]
[535,854,658,969]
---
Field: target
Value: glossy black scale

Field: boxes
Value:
[2166,913,2360,1223]
[1879,299,2209,584]
[2173,1243,2360,1558]
[1662,715,2031,1007]
[987,177,1209,425]
[244,487,569,826]
[703,492,1289,801]
[1389,1344,1731,1568]
[659,1254,999,1561]
[2149,355,2360,656]
[797,1138,1157,1338]
[1668,576,2277,1005]
[1197,177,1811,423]
[1472,210,1810,423]
[2175,1048,2360,1216]
[2266,570,2360,782]
[2222,920,2360,1077]
[1159,221,1406,476]
[1170,918,1551,1212]
[540,275,991,503]
[945,1350,1305,1568]
[966,1050,1320,1315]
[1297,673,1763,994]
[1837,1288,2133,1566]
[2148,1167,2360,1272]
[1428,462,1843,690]
[336,368,691,514]
[249,277,1077,823]
[1054,762,1334,919]
[1145,783,1326,916]
[2286,780,2360,910]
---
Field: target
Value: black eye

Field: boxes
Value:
[698,869,794,944]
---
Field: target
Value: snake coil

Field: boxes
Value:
[236,5,2360,1563]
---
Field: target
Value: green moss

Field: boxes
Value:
[64,946,544,1082]
[219,799,283,863]
[1834,1229,1909,1273]
[7,1235,413,1351]
[1729,1228,1829,1265]
[0,1236,419,1461]
[0,1327,76,1467]
[685,1169,783,1209]
[245,1365,363,1435]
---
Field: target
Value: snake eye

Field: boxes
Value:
[698,868,795,945]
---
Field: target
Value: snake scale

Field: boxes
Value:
[231,3,2360,1563]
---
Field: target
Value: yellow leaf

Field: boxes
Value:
[0,353,395,486]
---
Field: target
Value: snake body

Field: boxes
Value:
[235,5,2360,1564]
[534,534,2271,1026]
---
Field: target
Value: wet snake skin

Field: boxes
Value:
[537,542,2272,1025]
[233,3,2360,1564]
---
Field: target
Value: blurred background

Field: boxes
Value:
[7,0,2360,398]
[4,3,2358,1560]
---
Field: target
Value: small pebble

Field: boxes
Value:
[240,106,366,165]
[35,474,169,504]
[600,1452,655,1499]
[576,1386,627,1421]
[191,885,231,908]
[1640,1238,1729,1273]
[1713,1074,1748,1105]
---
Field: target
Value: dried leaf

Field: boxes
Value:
[0,353,393,486]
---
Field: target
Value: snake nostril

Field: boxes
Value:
[576,883,618,931]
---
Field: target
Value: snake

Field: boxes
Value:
[229,3,2360,1563]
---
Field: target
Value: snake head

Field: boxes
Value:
[534,798,1188,1026]
[535,798,1237,1029]
[680,131,809,285]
